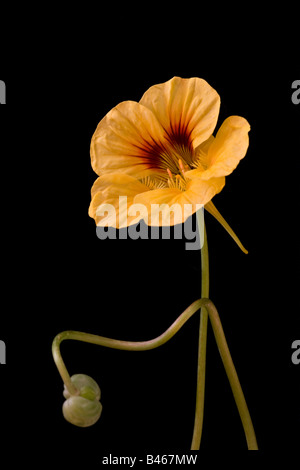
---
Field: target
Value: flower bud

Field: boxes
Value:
[63,396,102,427]
[62,374,102,427]
[63,374,101,401]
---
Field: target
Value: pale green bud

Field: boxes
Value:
[62,374,102,427]
[63,396,102,427]
[63,374,101,401]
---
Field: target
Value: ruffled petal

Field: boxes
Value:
[186,176,225,206]
[90,100,168,180]
[187,116,250,181]
[89,173,149,228]
[192,135,215,169]
[139,76,220,151]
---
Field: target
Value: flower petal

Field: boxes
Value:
[134,187,190,226]
[187,116,250,180]
[139,76,220,150]
[186,177,225,206]
[90,101,168,180]
[89,173,149,228]
[134,176,225,226]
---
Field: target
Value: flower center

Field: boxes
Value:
[140,160,190,193]
[166,159,189,191]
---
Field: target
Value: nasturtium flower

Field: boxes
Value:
[89,77,250,252]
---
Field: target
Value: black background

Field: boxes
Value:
[0,10,299,466]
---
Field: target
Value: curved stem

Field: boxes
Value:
[52,296,257,449]
[52,299,206,396]
[52,299,257,450]
[191,211,209,450]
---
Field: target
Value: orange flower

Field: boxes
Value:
[89,77,250,252]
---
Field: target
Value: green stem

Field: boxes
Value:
[207,301,258,450]
[52,299,207,396]
[52,297,257,449]
[191,210,209,450]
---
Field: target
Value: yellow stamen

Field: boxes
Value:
[167,168,173,180]
[167,168,176,188]
[175,174,186,191]
[166,167,187,191]
[178,159,185,174]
